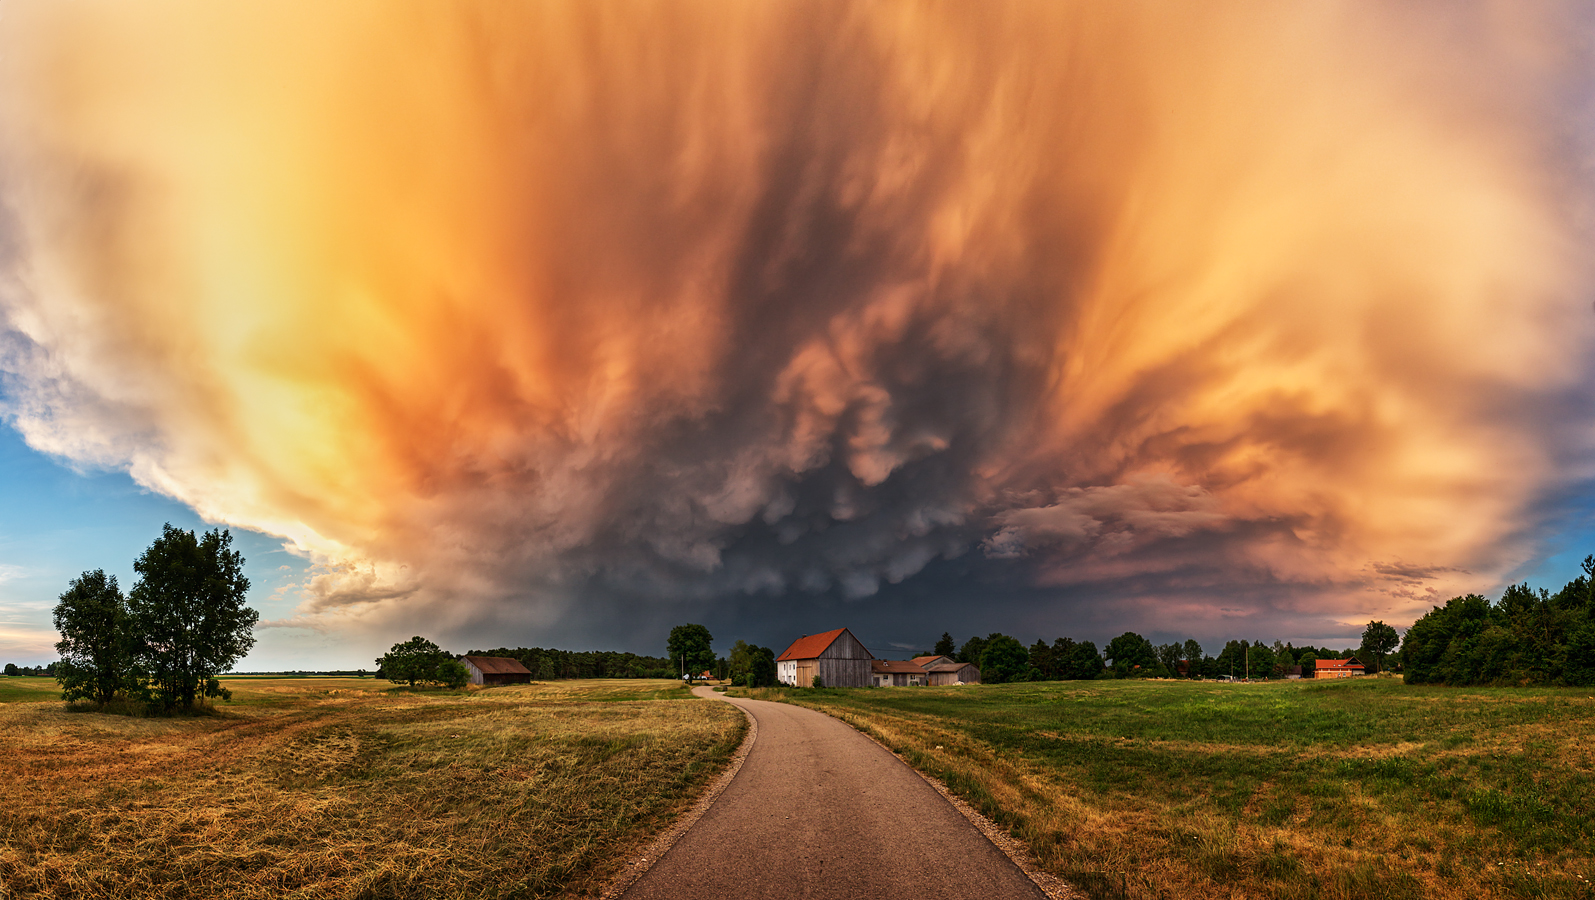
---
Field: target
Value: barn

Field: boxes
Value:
[461,655,533,686]
[871,659,927,687]
[923,660,981,685]
[1312,658,1365,679]
[912,654,954,669]
[776,628,874,687]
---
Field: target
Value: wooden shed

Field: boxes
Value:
[912,655,954,669]
[923,660,981,685]
[461,655,532,686]
[776,628,874,688]
[872,659,927,687]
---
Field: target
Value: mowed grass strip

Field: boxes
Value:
[0,678,744,899]
[749,678,1595,900]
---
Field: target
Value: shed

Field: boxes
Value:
[1312,658,1365,679]
[872,659,927,687]
[461,655,532,686]
[924,660,981,685]
[776,628,874,687]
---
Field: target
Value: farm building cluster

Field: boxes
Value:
[775,628,981,688]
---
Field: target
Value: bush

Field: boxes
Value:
[812,675,824,688]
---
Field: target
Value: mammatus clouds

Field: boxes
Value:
[1,3,1592,649]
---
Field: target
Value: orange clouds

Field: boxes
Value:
[0,2,1588,637]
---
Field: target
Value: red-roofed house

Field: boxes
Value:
[872,659,928,687]
[1313,658,1366,679]
[777,628,874,687]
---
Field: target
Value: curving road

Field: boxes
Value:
[620,686,1049,900]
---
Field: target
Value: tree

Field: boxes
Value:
[981,634,1029,684]
[747,645,776,687]
[1029,640,1053,680]
[1105,632,1157,677]
[127,525,258,711]
[1360,620,1400,673]
[437,658,471,689]
[3,663,16,676]
[667,624,715,679]
[934,632,957,658]
[957,635,988,666]
[728,640,755,685]
[53,569,135,705]
[379,636,452,686]
[1155,642,1183,678]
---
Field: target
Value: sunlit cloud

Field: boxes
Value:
[0,1,1590,646]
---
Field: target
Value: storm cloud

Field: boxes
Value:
[1,2,1591,651]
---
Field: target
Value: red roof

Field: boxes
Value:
[777,628,855,661]
[1315,658,1365,670]
[911,655,952,668]
[462,655,531,675]
[872,660,926,674]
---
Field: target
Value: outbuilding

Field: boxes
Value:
[461,655,533,686]
[777,628,874,688]
[923,660,981,685]
[872,659,927,687]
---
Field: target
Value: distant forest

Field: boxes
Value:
[466,646,675,680]
[1403,557,1595,686]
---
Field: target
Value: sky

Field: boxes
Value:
[2,2,1595,670]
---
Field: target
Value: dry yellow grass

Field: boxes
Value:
[0,678,743,899]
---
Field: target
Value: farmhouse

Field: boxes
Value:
[872,659,928,687]
[777,628,874,687]
[1312,658,1365,679]
[923,660,981,685]
[461,655,532,686]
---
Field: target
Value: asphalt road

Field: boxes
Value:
[620,686,1049,900]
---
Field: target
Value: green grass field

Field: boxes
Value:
[750,677,1595,900]
[0,677,744,899]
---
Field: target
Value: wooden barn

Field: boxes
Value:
[1312,658,1365,679]
[776,628,874,687]
[871,659,927,687]
[912,655,954,669]
[461,655,533,686]
[923,660,981,685]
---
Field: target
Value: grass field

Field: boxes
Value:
[0,677,743,899]
[747,677,1595,900]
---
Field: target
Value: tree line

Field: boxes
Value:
[1402,557,1595,686]
[927,626,1394,684]
[46,525,259,713]
[464,645,677,680]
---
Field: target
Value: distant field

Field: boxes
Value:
[750,678,1595,900]
[0,677,743,899]
[0,677,61,703]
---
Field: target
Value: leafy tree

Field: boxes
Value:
[1248,642,1277,680]
[1361,621,1400,673]
[1052,638,1104,680]
[127,525,258,711]
[748,645,776,687]
[957,635,988,666]
[1029,640,1053,679]
[379,636,452,686]
[437,658,471,689]
[3,663,16,676]
[667,624,715,679]
[728,640,755,685]
[980,634,1030,684]
[934,632,957,658]
[53,569,135,704]
[1105,632,1157,677]
[1155,642,1183,678]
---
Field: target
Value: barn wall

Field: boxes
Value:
[814,657,872,687]
[817,630,871,660]
[464,659,485,686]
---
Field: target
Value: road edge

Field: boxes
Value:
[600,687,758,900]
